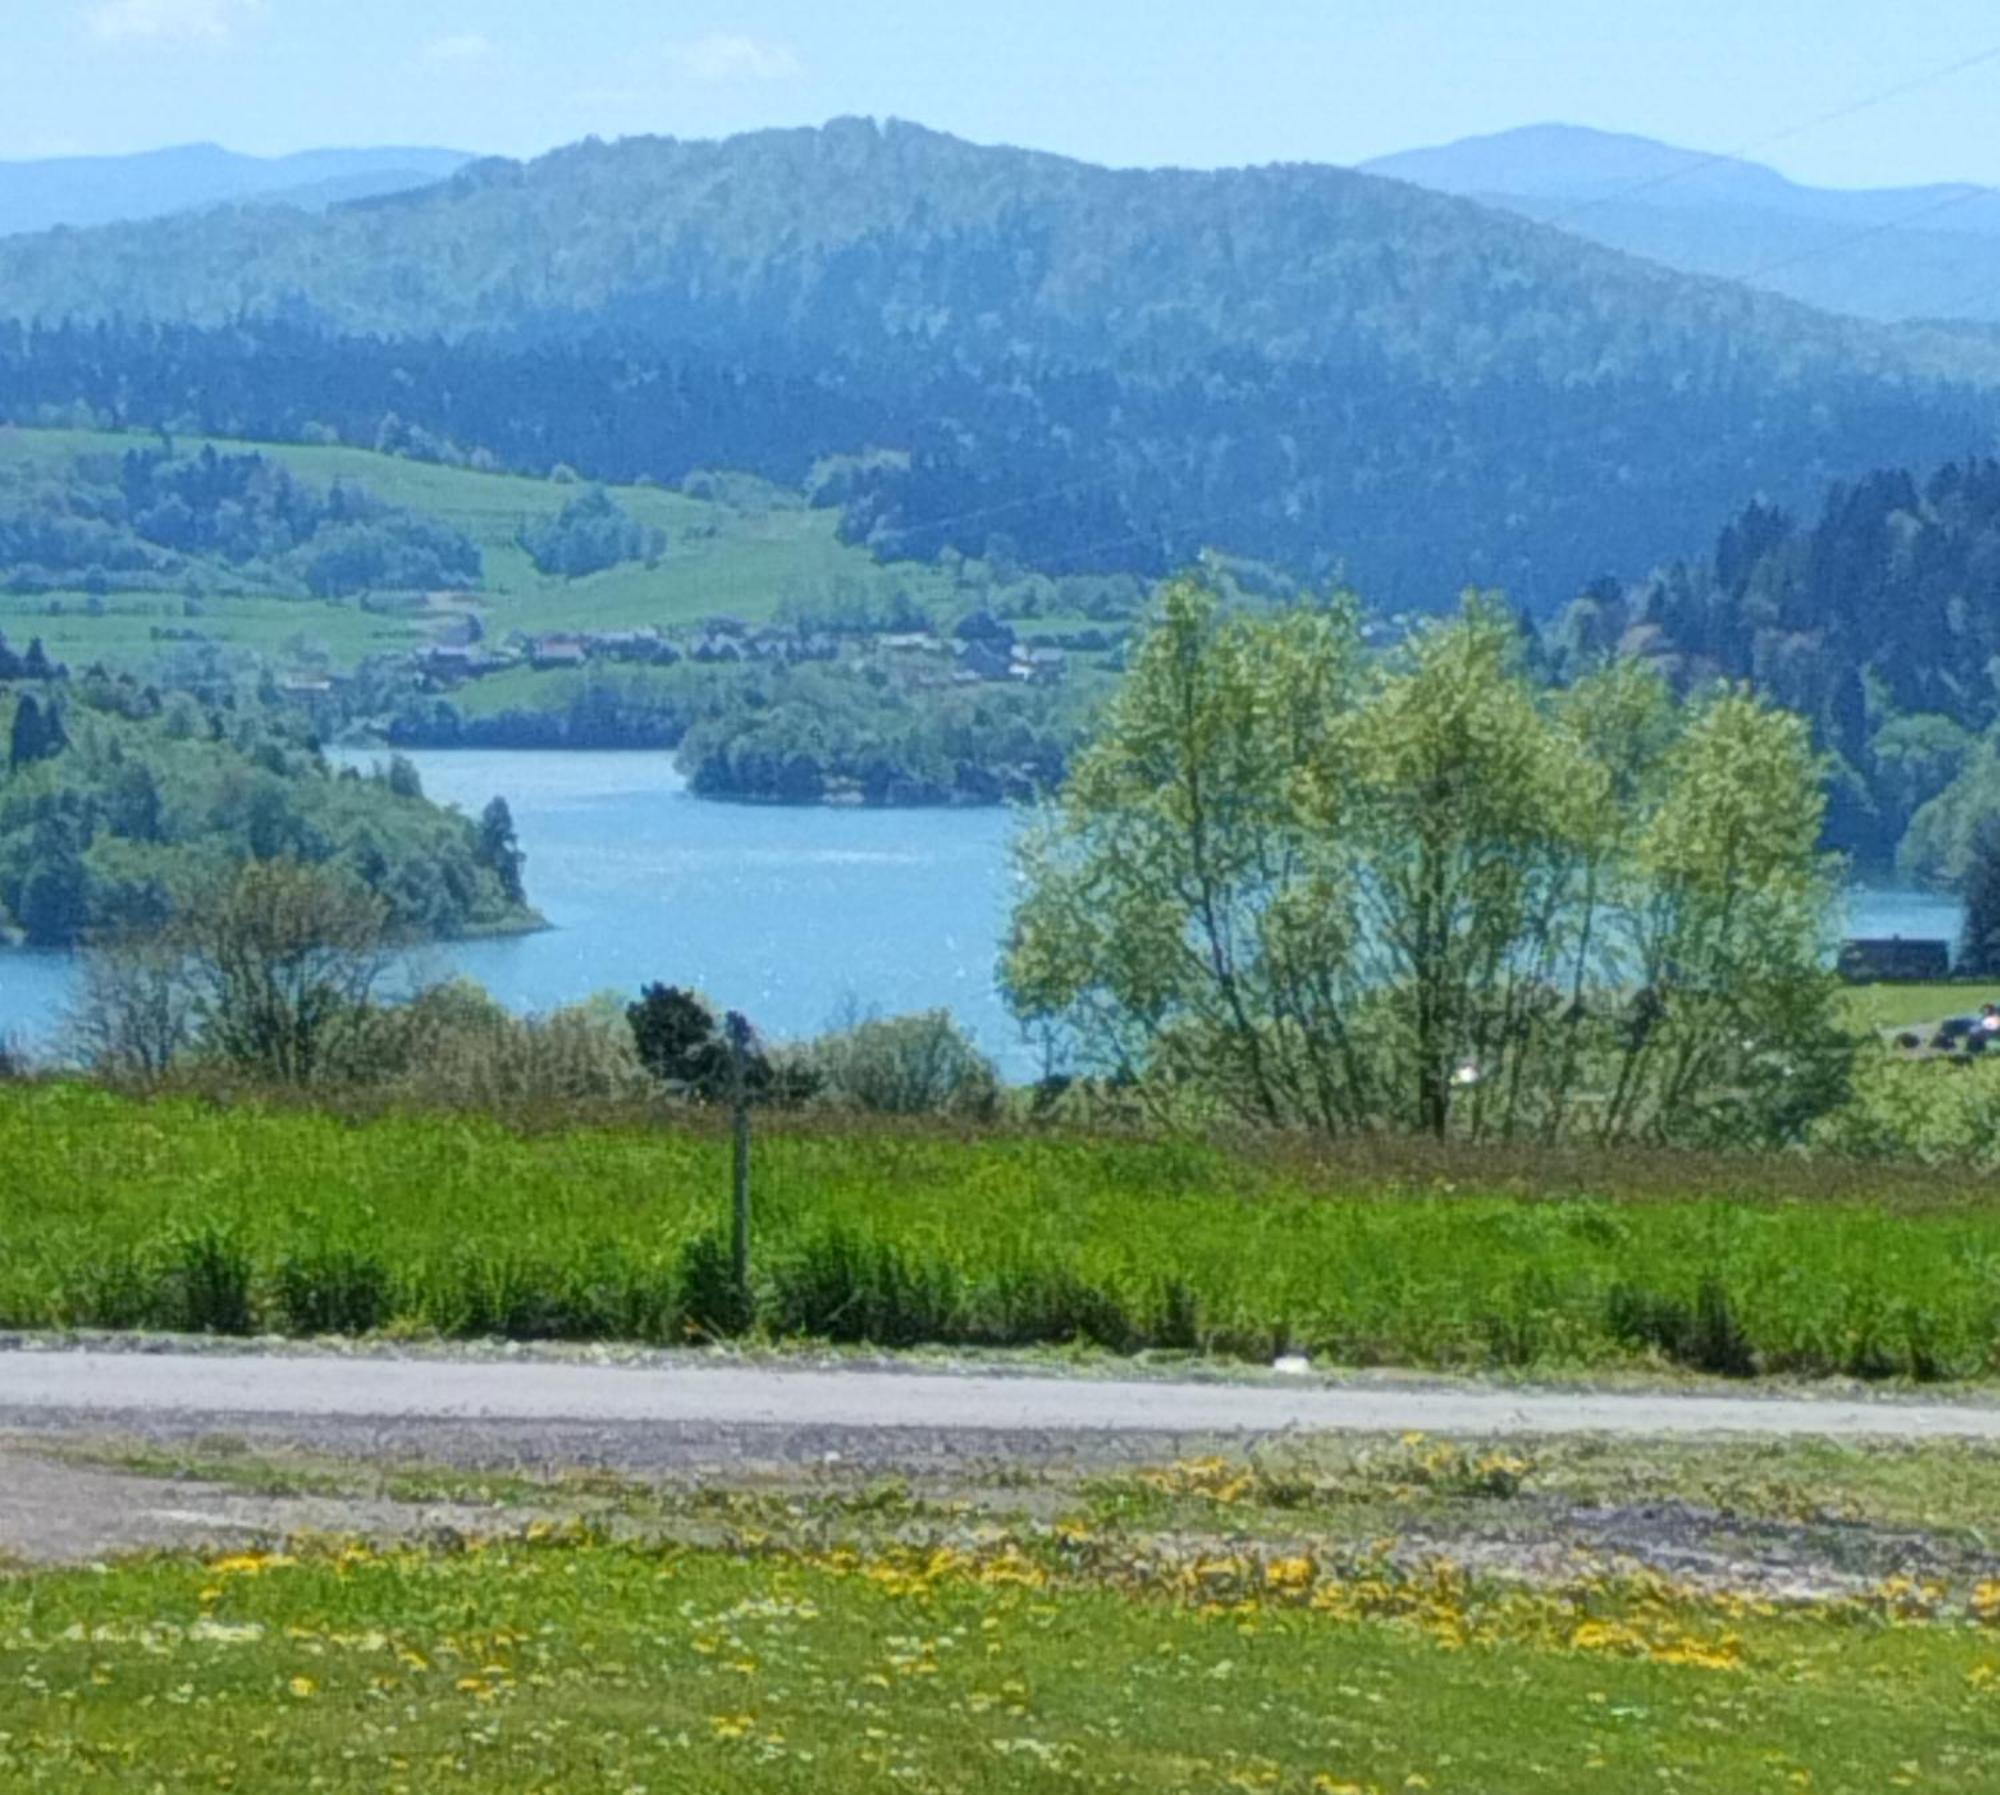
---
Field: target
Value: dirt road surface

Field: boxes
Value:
[4,1346,2000,1570]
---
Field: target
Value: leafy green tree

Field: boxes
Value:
[177,860,391,1086]
[1340,600,1599,1135]
[18,844,88,947]
[66,936,197,1079]
[1006,576,1366,1130]
[1606,691,1846,1142]
[517,487,664,578]
[1006,574,1845,1146]
[103,760,165,843]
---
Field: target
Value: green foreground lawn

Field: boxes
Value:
[1,1524,1994,1794]
[6,1082,2000,1378]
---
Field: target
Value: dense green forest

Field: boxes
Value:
[4,122,2000,608]
[385,658,1090,804]
[0,663,535,947]
[1552,458,2000,879]
[0,440,481,598]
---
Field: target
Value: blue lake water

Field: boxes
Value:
[0,746,1976,1072]
[0,750,1031,1069]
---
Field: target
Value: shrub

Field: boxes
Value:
[1606,1275,1755,1378]
[768,1228,960,1346]
[158,1221,257,1337]
[1148,1278,1202,1351]
[433,1252,627,1341]
[970,1264,1137,1352]
[393,989,652,1108]
[806,1010,1001,1118]
[274,1246,392,1336]
[627,985,735,1099]
[676,1233,752,1341]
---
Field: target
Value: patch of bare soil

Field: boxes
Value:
[0,1447,534,1565]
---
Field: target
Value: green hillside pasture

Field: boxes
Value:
[0,426,955,669]
[0,586,423,672]
[4,1084,2000,1379]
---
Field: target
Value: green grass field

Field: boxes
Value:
[0,425,960,671]
[1844,984,1997,1033]
[6,1082,2000,1379]
[1,1483,1994,1793]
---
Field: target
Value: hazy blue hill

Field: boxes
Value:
[1364,123,2000,322]
[3,119,2000,608]
[0,118,1938,361]
[0,143,471,238]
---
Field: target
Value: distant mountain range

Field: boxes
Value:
[1,120,1998,610]
[0,144,472,238]
[1363,124,2000,324]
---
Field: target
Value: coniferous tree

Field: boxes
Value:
[8,694,49,769]
[19,845,88,947]
[477,797,527,907]
[1959,814,2000,978]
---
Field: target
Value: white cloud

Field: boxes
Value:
[665,31,803,84]
[85,0,265,46]
[421,31,494,67]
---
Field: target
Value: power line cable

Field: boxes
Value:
[810,47,2000,579]
[1731,185,2000,289]
[1534,40,2000,234]
[769,44,2000,564]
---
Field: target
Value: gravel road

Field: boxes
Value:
[5,1348,2000,1441]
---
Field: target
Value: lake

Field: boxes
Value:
[0,748,1976,1073]
[0,750,1033,1070]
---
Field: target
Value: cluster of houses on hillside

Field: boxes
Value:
[380,609,1092,693]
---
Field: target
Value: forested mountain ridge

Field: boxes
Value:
[4,121,2000,607]
[1553,457,2000,877]
[0,120,1975,368]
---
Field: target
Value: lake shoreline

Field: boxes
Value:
[1,751,1965,1081]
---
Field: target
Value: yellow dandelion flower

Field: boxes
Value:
[288,1676,317,1699]
[1264,1556,1317,1593]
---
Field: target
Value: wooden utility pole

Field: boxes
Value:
[726,1010,753,1318]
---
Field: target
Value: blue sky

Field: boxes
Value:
[7,0,2000,188]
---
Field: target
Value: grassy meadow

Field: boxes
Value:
[1843,983,1996,1033]
[6,1082,2000,1379]
[0,424,955,671]
[1,1480,1995,1794]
